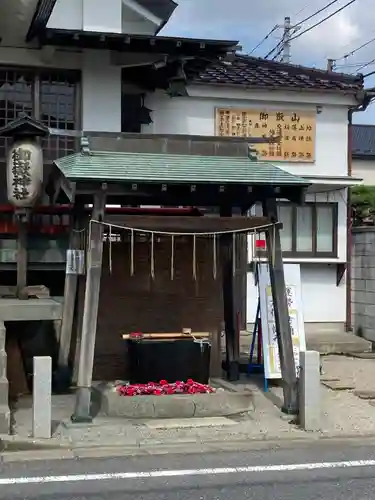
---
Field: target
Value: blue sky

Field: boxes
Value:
[162,0,375,125]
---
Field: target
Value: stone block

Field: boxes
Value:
[364,305,375,317]
[0,404,10,434]
[362,328,375,342]
[354,390,375,400]
[321,380,355,390]
[0,378,9,406]
[32,356,52,439]
[0,350,7,379]
[299,350,321,431]
[363,268,375,280]
[352,255,362,268]
[352,280,365,292]
[102,390,155,418]
[194,392,254,417]
[364,292,375,306]
[153,396,195,419]
[101,389,255,419]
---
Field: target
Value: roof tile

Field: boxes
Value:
[352,125,375,157]
[194,55,363,93]
[54,151,309,186]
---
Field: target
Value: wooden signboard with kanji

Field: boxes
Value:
[215,108,316,162]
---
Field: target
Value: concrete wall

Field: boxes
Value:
[352,227,375,341]
[352,158,375,185]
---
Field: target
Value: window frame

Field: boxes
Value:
[0,65,82,161]
[258,201,338,259]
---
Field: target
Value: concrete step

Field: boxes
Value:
[306,332,372,355]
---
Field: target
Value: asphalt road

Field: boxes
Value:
[2,440,375,499]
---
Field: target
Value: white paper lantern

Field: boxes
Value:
[6,140,43,208]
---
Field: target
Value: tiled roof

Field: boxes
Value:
[352,125,375,157]
[195,55,363,93]
[54,151,308,186]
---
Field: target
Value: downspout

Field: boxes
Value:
[346,90,372,331]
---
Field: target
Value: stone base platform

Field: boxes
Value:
[100,387,254,419]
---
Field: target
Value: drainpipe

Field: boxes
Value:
[346,110,353,331]
[346,90,374,331]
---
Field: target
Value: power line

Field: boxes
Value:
[264,26,298,60]
[264,0,344,60]
[335,62,371,68]
[288,0,358,44]
[293,0,341,28]
[354,57,375,74]
[249,25,278,55]
[335,36,375,62]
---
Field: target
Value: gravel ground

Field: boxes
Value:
[318,355,375,436]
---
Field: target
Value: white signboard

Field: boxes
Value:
[258,263,306,379]
[66,249,85,275]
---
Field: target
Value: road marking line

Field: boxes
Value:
[1,459,375,485]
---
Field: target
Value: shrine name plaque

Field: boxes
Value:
[215,108,316,162]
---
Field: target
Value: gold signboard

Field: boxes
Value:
[215,108,316,162]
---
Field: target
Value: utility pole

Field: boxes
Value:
[273,16,300,64]
[327,59,334,72]
[281,16,292,64]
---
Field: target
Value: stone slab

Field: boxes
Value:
[350,353,375,359]
[144,417,237,429]
[354,390,375,400]
[0,298,63,321]
[101,389,254,419]
[320,377,340,383]
[306,332,371,354]
[321,380,355,391]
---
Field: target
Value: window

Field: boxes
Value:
[256,202,338,258]
[0,67,80,161]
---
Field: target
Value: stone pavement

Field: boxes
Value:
[2,355,375,459]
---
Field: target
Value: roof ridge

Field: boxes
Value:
[235,54,362,83]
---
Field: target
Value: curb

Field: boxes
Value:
[3,432,375,463]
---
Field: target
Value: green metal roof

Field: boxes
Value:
[54,151,309,186]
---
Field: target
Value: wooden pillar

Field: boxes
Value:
[262,198,298,414]
[58,207,84,371]
[71,188,106,422]
[16,210,29,300]
[220,206,240,381]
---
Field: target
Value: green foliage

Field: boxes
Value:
[351,186,375,226]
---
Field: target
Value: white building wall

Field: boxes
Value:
[143,86,353,328]
[82,50,122,132]
[352,159,375,185]
[48,0,157,34]
[144,88,350,177]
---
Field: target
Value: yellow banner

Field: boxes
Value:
[215,108,316,162]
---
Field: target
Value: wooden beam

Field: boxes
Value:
[57,207,84,372]
[220,206,240,381]
[103,215,273,233]
[15,210,29,300]
[262,198,298,414]
[71,187,106,423]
